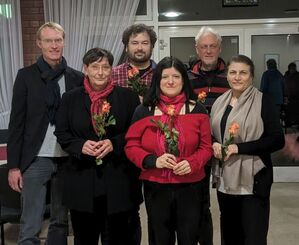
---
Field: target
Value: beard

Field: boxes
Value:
[201,58,218,71]
[127,50,152,64]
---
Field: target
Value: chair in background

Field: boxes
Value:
[0,129,21,245]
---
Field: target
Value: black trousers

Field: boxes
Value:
[70,196,140,245]
[144,181,203,245]
[198,164,213,245]
[217,191,270,245]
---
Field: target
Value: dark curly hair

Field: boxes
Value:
[122,24,157,48]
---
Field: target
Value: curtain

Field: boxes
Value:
[43,0,140,70]
[0,0,23,129]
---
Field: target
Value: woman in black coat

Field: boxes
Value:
[54,48,142,245]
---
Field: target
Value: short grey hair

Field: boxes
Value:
[195,26,222,45]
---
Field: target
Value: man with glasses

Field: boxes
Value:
[188,26,230,245]
[7,22,83,245]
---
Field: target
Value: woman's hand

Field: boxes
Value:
[173,160,191,175]
[156,153,177,169]
[94,139,113,160]
[223,144,238,161]
[212,142,223,160]
[82,140,100,156]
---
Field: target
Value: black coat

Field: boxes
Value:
[7,63,83,172]
[54,86,143,214]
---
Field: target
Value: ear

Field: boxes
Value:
[83,65,88,76]
[195,44,199,56]
[125,46,128,53]
[36,39,42,49]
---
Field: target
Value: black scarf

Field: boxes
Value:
[37,56,67,125]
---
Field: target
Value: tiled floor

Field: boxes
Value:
[2,182,299,244]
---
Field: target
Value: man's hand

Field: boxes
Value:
[8,168,23,193]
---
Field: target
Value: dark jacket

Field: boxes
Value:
[188,58,230,112]
[284,71,299,101]
[237,95,284,197]
[54,86,143,214]
[260,69,284,105]
[7,63,83,172]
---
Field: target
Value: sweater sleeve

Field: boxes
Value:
[182,114,213,174]
[125,106,153,170]
[237,94,285,158]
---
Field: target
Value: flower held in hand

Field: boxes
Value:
[127,66,148,96]
[93,101,116,165]
[221,122,239,162]
[150,105,179,156]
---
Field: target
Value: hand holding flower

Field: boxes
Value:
[173,160,191,175]
[156,153,177,169]
[94,139,113,161]
[212,142,222,160]
[82,140,101,156]
[93,101,116,165]
[127,66,147,96]
[222,144,238,161]
[197,91,207,103]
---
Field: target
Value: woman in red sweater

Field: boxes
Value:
[125,56,213,245]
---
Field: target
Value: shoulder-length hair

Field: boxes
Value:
[143,56,196,106]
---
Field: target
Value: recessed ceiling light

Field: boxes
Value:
[163,11,181,18]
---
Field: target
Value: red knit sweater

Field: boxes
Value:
[125,105,212,184]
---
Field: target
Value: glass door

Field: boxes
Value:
[246,24,299,182]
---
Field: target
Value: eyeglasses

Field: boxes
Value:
[198,44,219,51]
[40,38,64,45]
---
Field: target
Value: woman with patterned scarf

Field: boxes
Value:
[125,56,213,245]
[210,55,285,245]
[54,48,142,245]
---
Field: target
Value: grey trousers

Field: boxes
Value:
[18,157,68,245]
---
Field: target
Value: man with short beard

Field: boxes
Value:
[111,24,157,96]
[110,23,157,245]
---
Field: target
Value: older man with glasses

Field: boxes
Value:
[188,26,230,245]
